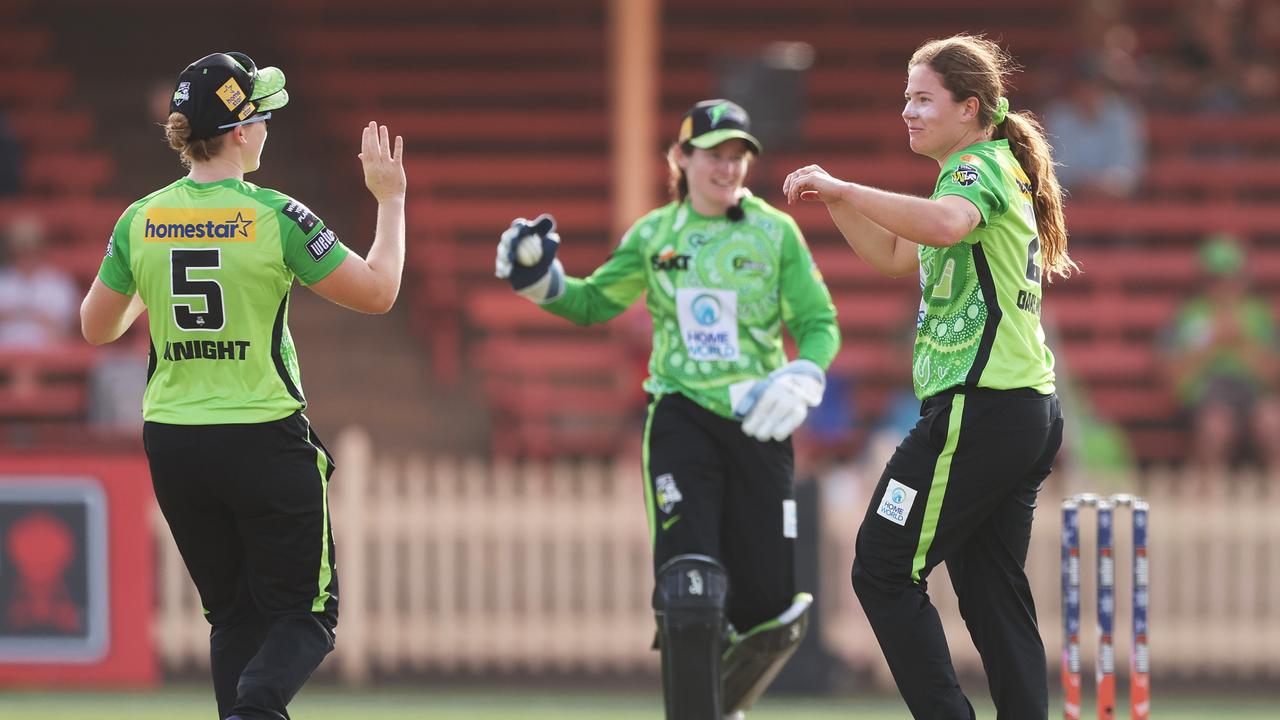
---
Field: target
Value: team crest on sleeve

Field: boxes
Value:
[283,199,319,233]
[306,227,339,261]
[104,233,114,257]
[655,473,682,513]
[952,164,980,187]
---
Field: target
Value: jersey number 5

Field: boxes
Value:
[171,248,225,331]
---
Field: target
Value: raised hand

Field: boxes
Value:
[358,121,406,202]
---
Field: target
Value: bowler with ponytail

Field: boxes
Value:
[784,34,1067,719]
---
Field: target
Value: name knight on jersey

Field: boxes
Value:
[163,339,251,362]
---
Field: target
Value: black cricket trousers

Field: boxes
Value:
[852,387,1063,720]
[144,411,339,720]
[643,392,796,633]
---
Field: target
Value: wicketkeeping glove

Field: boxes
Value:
[495,213,565,304]
[734,359,826,442]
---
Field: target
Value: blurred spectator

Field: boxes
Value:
[0,215,78,402]
[1066,0,1146,94]
[1159,234,1280,472]
[1158,0,1277,112]
[1045,55,1147,199]
[0,109,21,196]
[0,215,77,348]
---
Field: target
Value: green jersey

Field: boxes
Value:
[543,196,840,419]
[98,177,350,424]
[913,139,1055,399]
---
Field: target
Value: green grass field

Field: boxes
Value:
[0,687,1276,720]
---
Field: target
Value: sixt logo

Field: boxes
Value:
[651,246,691,271]
[143,208,256,241]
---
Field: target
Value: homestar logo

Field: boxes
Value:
[144,209,257,242]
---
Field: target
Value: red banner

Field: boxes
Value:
[0,454,157,686]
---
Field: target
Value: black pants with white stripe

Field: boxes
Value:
[851,388,1063,720]
[145,411,338,720]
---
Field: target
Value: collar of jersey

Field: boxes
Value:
[681,197,744,221]
[179,177,248,191]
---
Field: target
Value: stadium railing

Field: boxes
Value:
[149,428,1280,685]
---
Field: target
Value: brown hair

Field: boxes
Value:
[665,142,692,202]
[910,35,1077,281]
[163,112,225,168]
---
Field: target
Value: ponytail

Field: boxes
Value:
[996,111,1077,281]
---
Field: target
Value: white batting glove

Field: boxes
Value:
[735,359,826,442]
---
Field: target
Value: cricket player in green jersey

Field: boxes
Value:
[80,52,406,720]
[495,100,840,719]
[784,35,1076,720]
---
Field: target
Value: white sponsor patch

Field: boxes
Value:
[675,287,739,361]
[782,499,797,538]
[876,479,917,526]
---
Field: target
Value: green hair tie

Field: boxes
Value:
[991,96,1010,125]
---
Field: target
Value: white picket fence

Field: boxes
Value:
[154,428,1280,686]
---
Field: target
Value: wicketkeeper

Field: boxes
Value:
[496,100,840,718]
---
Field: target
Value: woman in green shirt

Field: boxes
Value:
[80,51,405,720]
[784,35,1074,720]
[496,99,839,719]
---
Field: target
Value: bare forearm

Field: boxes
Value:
[824,200,917,277]
[835,182,973,248]
[81,283,144,345]
[365,197,406,308]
